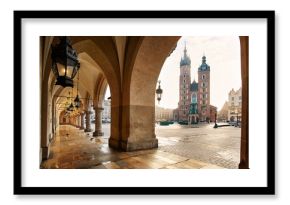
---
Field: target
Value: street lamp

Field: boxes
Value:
[67,102,74,112]
[51,36,80,87]
[213,113,218,128]
[156,80,163,104]
[66,91,74,113]
[74,95,81,108]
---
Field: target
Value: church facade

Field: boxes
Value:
[173,45,217,124]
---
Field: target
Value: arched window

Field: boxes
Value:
[191,93,197,103]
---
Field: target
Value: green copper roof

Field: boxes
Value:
[190,80,198,91]
[198,55,210,71]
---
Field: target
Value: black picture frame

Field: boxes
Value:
[14,10,275,195]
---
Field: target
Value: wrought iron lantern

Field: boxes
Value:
[156,80,163,104]
[51,36,80,87]
[74,94,81,108]
[67,102,74,112]
[74,72,81,109]
[66,91,74,112]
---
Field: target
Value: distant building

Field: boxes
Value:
[173,108,179,121]
[228,88,242,122]
[102,99,111,120]
[218,101,229,122]
[155,106,174,121]
[175,44,216,124]
[209,105,217,122]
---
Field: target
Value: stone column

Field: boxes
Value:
[78,115,81,128]
[239,36,249,169]
[109,104,158,151]
[73,117,77,127]
[93,107,104,137]
[75,115,79,128]
[72,117,75,126]
[80,112,85,130]
[85,110,92,132]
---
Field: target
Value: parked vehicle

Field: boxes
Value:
[178,121,188,125]
[228,121,236,126]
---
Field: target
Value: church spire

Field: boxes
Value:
[202,55,206,64]
[180,42,191,67]
[184,42,187,57]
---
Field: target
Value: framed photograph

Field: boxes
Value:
[14,10,275,195]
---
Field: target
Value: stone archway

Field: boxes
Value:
[40,36,249,169]
[109,36,180,151]
[40,36,119,161]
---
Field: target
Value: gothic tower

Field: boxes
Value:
[197,55,211,122]
[178,45,191,121]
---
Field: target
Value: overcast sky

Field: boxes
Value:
[105,36,241,111]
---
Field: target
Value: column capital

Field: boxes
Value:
[94,106,104,111]
[85,110,93,114]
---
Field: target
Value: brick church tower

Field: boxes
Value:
[197,55,211,122]
[173,46,215,123]
[177,45,191,121]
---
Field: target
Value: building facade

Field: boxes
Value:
[102,99,111,121]
[155,106,174,121]
[188,80,199,124]
[209,105,217,123]
[228,88,242,122]
[175,45,215,123]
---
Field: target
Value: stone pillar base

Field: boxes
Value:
[93,131,104,137]
[109,137,120,149]
[109,137,158,151]
[84,128,92,132]
[238,160,249,169]
[40,145,50,161]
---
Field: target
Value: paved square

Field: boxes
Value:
[41,123,240,169]
[156,123,241,168]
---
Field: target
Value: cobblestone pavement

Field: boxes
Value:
[156,123,241,169]
[41,123,240,169]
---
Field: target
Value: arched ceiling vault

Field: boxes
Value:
[93,75,108,108]
[71,37,120,89]
[45,36,160,112]
[112,36,127,85]
[129,36,181,106]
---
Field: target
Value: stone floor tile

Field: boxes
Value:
[41,124,240,169]
[102,161,121,169]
